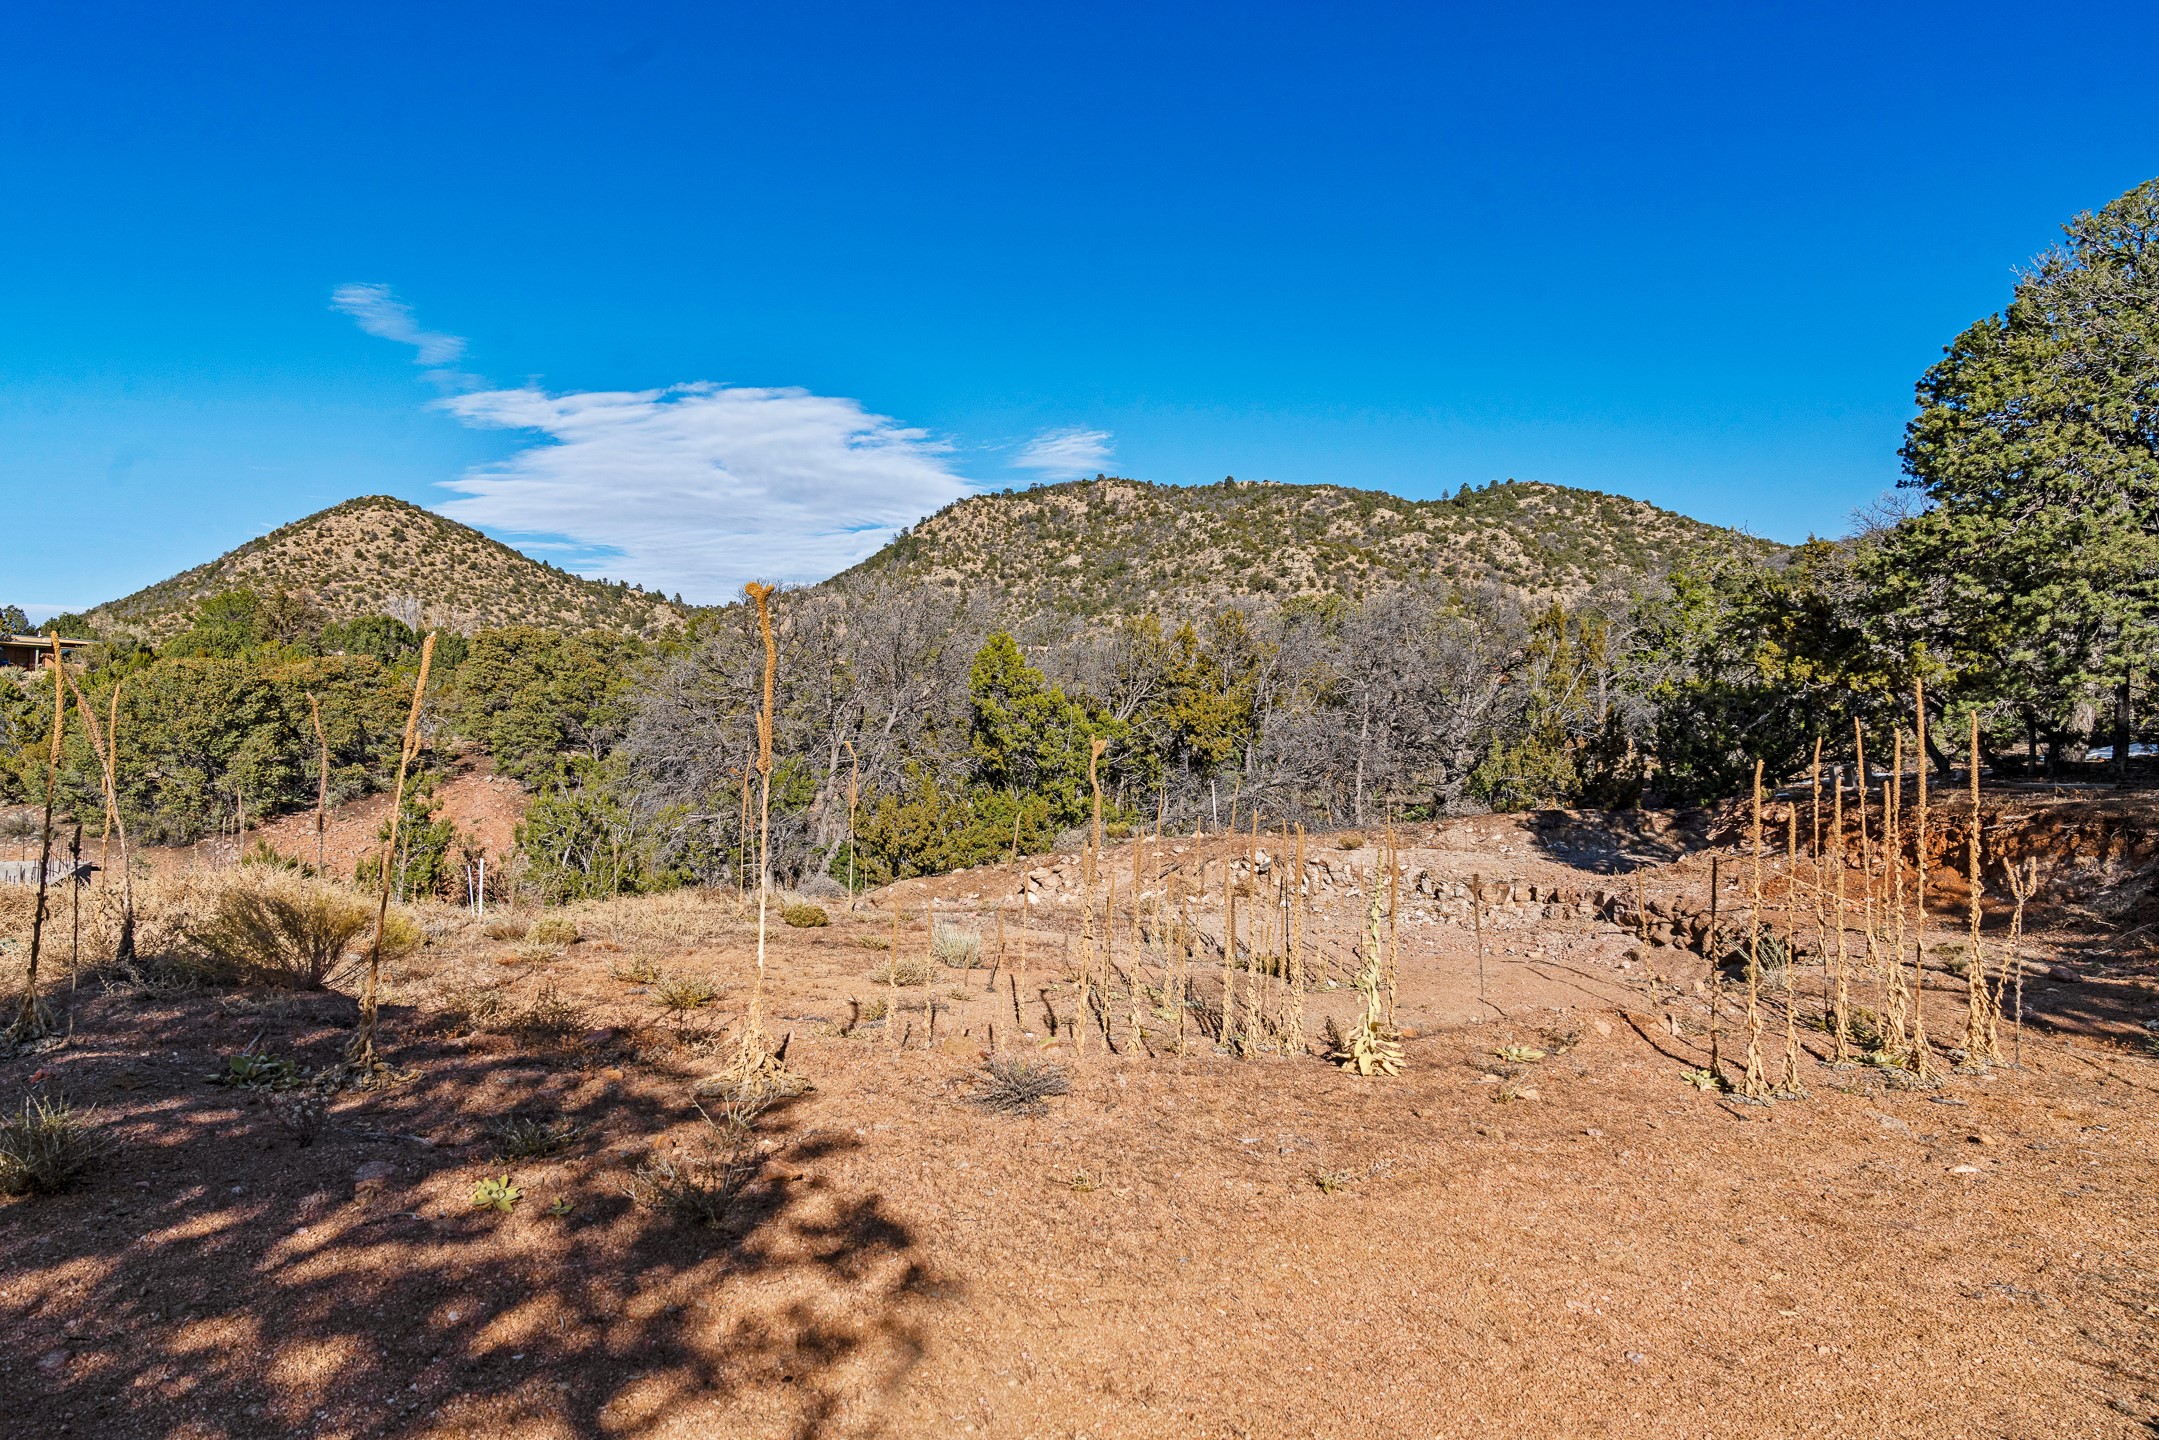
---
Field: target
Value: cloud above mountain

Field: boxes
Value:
[432,382,973,601]
[1014,425,1114,478]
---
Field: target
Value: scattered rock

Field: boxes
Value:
[353,1160,397,1186]
[38,1349,69,1375]
[1969,1132,1996,1147]
[1592,1019,1612,1038]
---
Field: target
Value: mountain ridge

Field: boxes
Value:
[82,496,685,640]
[828,476,1781,621]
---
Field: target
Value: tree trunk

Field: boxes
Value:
[2116,673,2132,789]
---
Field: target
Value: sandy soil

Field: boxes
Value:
[2,811,2156,1438]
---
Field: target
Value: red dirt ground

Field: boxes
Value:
[2,811,2156,1438]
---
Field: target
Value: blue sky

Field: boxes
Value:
[5,1,2157,617]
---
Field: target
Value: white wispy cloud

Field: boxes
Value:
[433,383,974,601]
[331,283,468,367]
[1013,425,1113,478]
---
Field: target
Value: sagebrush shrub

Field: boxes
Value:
[194,875,415,989]
[528,916,580,946]
[967,1054,1070,1114]
[781,902,828,929]
[872,955,934,987]
[931,923,981,969]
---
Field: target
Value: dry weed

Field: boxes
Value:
[967,1054,1070,1114]
[0,1096,110,1195]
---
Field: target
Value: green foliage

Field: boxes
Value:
[11,652,419,844]
[780,902,828,928]
[354,771,462,902]
[319,614,421,663]
[967,632,1101,826]
[0,604,28,634]
[470,1175,522,1212]
[1886,175,2159,748]
[515,753,672,902]
[211,1050,304,1090]
[446,626,643,783]
[852,768,1058,885]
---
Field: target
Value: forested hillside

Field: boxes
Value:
[76,496,684,641]
[7,178,2155,908]
[835,476,1780,623]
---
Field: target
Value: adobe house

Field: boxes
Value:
[0,633,94,670]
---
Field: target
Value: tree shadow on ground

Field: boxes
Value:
[1518,808,1711,876]
[0,980,949,1439]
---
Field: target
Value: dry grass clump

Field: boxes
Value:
[651,974,718,1014]
[430,983,506,1035]
[1336,833,1366,851]
[622,1095,770,1228]
[872,954,934,987]
[612,954,665,983]
[528,915,580,946]
[780,902,828,929]
[931,923,982,969]
[967,1054,1070,1114]
[0,1096,110,1196]
[489,1114,581,1161]
[271,1090,329,1147]
[498,983,594,1049]
[482,917,530,942]
[192,874,416,990]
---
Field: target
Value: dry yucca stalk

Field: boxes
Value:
[1740,760,1771,1101]
[1908,681,1935,1079]
[1829,768,1851,1062]
[888,906,902,1047]
[350,630,436,1069]
[1809,738,1828,1033]
[307,691,329,875]
[1284,825,1306,1054]
[1219,857,1237,1048]
[1471,870,1487,1008]
[841,736,860,905]
[742,582,779,1059]
[1074,850,1094,1059]
[1960,711,2001,1064]
[1239,818,1264,1049]
[11,639,65,1038]
[2002,857,2036,1067]
[1883,732,1912,1054]
[704,585,808,1103]
[1779,805,1804,1095]
[1332,887,1403,1076]
[64,668,134,963]
[1382,823,1401,1029]
[1706,853,1723,1081]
